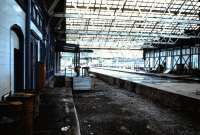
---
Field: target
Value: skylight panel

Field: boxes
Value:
[65,0,200,49]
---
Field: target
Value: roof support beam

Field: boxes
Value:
[55,18,64,30]
[63,0,200,49]
[48,0,60,15]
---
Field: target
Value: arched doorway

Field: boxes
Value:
[10,25,24,93]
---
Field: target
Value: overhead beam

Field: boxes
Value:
[56,42,79,52]
[56,42,79,47]
[55,18,65,30]
[55,13,200,24]
[79,47,143,50]
[63,5,198,15]
[48,0,60,15]
[121,0,128,12]
[64,30,198,39]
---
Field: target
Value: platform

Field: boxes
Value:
[34,77,80,135]
[90,68,200,114]
[74,78,200,135]
[96,67,200,82]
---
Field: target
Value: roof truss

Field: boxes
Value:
[63,0,200,49]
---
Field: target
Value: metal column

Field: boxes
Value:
[25,0,31,89]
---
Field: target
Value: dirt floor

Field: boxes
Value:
[73,78,200,135]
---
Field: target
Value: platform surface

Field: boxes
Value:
[34,80,80,135]
[74,78,200,135]
[90,68,200,100]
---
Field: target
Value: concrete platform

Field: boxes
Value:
[97,67,200,82]
[90,68,200,114]
[74,78,200,135]
[34,77,80,135]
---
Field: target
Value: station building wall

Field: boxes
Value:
[0,0,25,98]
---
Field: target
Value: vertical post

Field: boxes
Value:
[54,52,57,73]
[76,53,77,67]
[65,67,66,76]
[74,52,76,68]
[25,0,31,89]
[143,49,146,70]
[198,9,200,70]
[78,47,80,66]
[172,47,175,71]
[189,45,192,71]
[180,45,183,65]
[170,48,172,70]
[164,47,167,69]
[76,50,77,67]
[179,46,183,74]
[198,47,200,70]
[158,48,161,66]
[153,49,155,68]
[148,50,150,71]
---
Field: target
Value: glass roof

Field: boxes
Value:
[65,0,200,49]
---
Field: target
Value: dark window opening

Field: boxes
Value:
[31,1,44,32]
